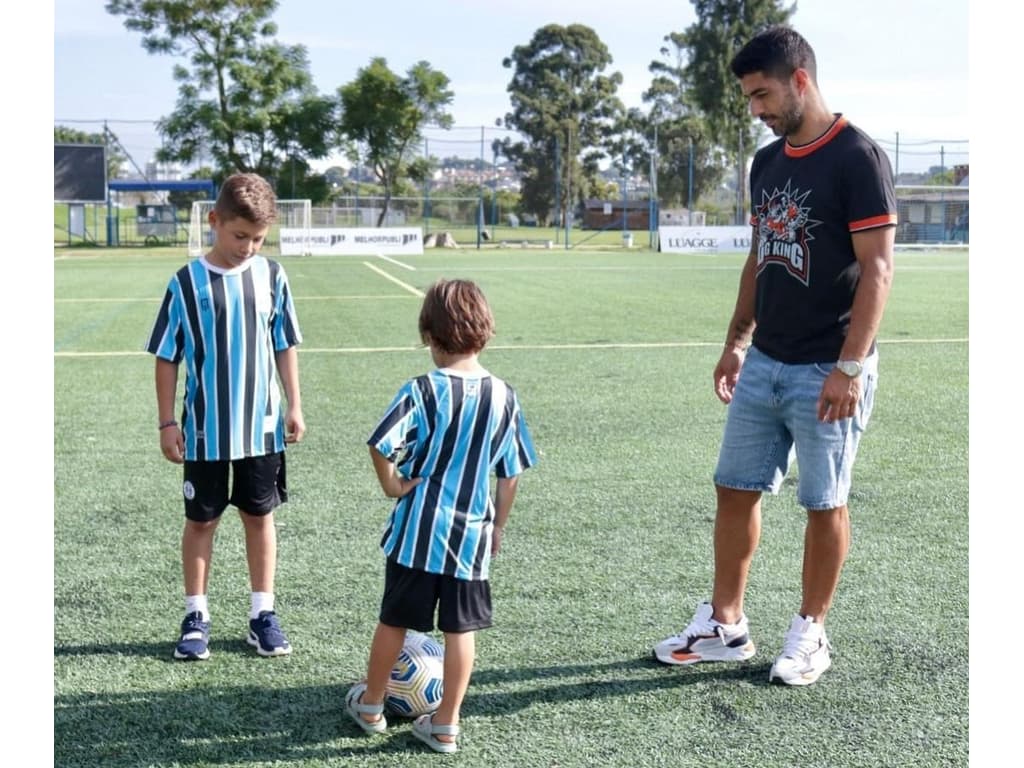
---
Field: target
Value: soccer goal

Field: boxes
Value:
[188,199,312,257]
[894,185,968,248]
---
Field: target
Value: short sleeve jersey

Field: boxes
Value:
[367,368,538,581]
[748,115,897,363]
[145,255,302,461]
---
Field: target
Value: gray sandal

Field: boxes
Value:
[412,713,459,753]
[344,683,387,734]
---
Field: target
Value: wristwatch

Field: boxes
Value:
[836,359,863,377]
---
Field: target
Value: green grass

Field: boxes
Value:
[54,247,968,767]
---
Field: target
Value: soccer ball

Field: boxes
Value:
[384,631,445,717]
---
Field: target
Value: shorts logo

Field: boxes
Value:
[183,480,196,500]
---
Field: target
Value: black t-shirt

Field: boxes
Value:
[749,115,896,363]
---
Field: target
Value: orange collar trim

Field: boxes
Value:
[785,114,848,158]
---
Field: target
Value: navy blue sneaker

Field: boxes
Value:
[174,611,211,661]
[247,611,292,657]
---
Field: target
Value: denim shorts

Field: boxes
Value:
[713,346,878,510]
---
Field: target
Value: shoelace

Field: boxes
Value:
[676,614,721,642]
[182,615,207,632]
[181,616,207,641]
[780,624,828,659]
[256,615,285,643]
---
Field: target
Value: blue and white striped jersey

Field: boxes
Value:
[145,255,302,461]
[368,368,538,581]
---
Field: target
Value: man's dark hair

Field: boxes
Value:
[730,26,817,82]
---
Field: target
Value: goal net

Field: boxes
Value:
[188,199,312,257]
[894,185,968,247]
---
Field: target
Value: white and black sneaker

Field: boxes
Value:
[653,602,756,665]
[768,614,832,686]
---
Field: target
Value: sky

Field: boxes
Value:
[53,0,970,175]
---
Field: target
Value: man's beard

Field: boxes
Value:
[765,94,803,138]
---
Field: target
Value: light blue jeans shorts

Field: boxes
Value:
[713,345,879,510]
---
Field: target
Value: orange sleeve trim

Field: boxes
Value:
[849,213,898,232]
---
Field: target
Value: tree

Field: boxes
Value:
[54,125,129,180]
[500,24,626,226]
[633,33,727,211]
[924,167,955,186]
[105,0,335,186]
[168,166,217,211]
[677,0,794,221]
[337,57,453,227]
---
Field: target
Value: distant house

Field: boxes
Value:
[659,208,706,227]
[582,199,652,230]
[895,187,968,244]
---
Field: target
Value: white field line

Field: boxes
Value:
[58,259,964,304]
[408,264,969,273]
[55,294,416,303]
[362,262,424,297]
[56,298,160,303]
[376,254,416,271]
[54,337,969,358]
[297,295,415,300]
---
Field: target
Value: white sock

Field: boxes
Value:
[251,591,274,619]
[185,595,209,621]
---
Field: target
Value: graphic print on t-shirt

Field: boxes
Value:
[755,180,819,286]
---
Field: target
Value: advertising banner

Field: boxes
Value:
[658,226,751,254]
[282,227,424,256]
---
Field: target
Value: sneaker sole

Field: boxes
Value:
[768,659,831,686]
[654,641,756,666]
[173,648,210,661]
[247,633,292,657]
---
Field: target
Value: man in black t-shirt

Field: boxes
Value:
[653,26,896,686]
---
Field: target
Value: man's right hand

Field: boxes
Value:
[714,346,747,404]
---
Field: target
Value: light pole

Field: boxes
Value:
[688,138,694,225]
[354,147,360,227]
[424,137,430,236]
[621,152,629,247]
[491,146,499,235]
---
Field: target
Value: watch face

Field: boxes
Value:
[838,361,862,377]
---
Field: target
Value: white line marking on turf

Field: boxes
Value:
[411,264,968,273]
[54,338,969,358]
[55,294,416,303]
[377,254,415,271]
[362,262,424,297]
[298,294,416,300]
[55,298,160,303]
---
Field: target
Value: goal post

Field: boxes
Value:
[187,199,312,257]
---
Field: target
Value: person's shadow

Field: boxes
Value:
[55,640,769,765]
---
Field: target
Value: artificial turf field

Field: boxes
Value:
[54,246,968,767]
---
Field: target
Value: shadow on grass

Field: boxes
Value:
[54,637,271,661]
[54,680,428,766]
[467,656,775,716]
[55,655,772,766]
